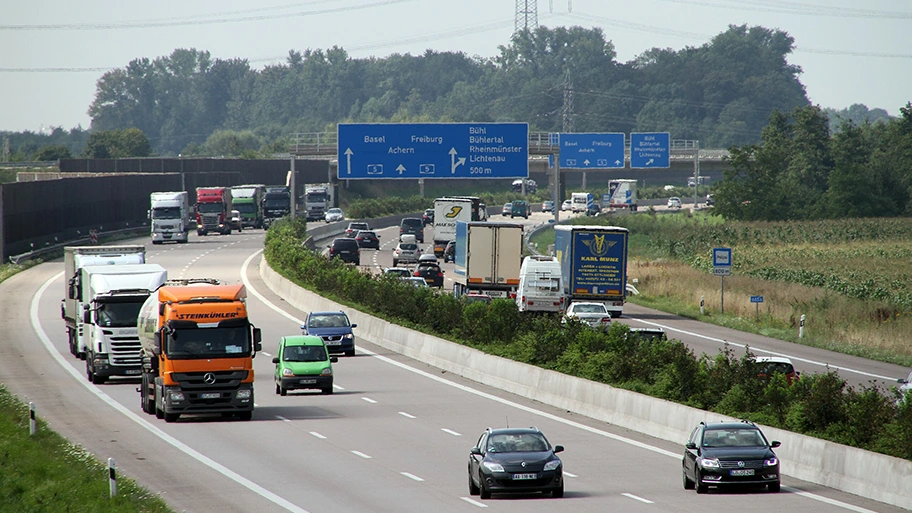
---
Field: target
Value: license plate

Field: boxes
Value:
[124,369,141,375]
[730,469,754,476]
[300,379,317,384]
[325,340,341,345]
[200,392,220,399]
[513,473,537,480]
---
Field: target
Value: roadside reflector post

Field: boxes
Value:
[29,402,36,435]
[799,314,806,339]
[108,458,117,497]
[700,295,705,316]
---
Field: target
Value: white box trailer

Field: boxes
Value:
[453,221,523,298]
[62,245,145,359]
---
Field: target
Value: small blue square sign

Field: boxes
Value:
[713,247,732,267]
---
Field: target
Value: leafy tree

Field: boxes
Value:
[32,144,72,161]
[82,128,152,158]
[203,129,260,157]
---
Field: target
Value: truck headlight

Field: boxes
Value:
[236,389,252,399]
[168,391,185,402]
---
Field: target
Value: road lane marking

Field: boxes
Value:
[399,412,416,419]
[276,416,291,423]
[401,472,424,482]
[240,250,882,513]
[563,471,578,478]
[362,397,377,404]
[622,493,653,504]
[351,451,372,459]
[460,497,488,508]
[32,272,311,513]
[441,428,461,436]
[309,432,326,439]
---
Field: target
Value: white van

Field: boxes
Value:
[516,255,564,313]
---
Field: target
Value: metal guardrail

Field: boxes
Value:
[0,161,58,169]
[289,131,729,161]
[8,226,149,265]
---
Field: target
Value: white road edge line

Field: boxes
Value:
[401,472,424,482]
[459,497,488,508]
[240,249,881,513]
[622,492,654,504]
[31,271,311,513]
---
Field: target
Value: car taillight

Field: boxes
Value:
[330,248,335,254]
[413,271,420,276]
[601,317,611,323]
[356,237,363,241]
[521,296,526,303]
[438,272,443,277]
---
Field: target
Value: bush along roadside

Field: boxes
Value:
[264,217,912,461]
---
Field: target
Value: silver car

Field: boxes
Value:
[324,208,345,223]
[563,302,611,330]
[393,242,421,266]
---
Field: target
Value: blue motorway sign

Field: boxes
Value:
[559,132,625,169]
[337,123,529,179]
[712,247,732,267]
[630,132,670,169]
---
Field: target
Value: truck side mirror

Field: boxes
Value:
[253,327,262,352]
[153,332,162,355]
[82,308,91,324]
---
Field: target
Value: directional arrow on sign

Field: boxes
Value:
[645,158,654,166]
[583,159,590,166]
[397,164,406,175]
[344,148,353,174]
[615,159,621,166]
[449,148,466,174]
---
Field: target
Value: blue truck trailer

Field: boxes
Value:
[553,225,629,317]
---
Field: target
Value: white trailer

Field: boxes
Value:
[607,179,638,211]
[150,191,190,244]
[453,221,523,298]
[80,264,168,384]
[62,245,146,359]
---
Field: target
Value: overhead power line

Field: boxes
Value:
[656,0,912,19]
[0,0,416,30]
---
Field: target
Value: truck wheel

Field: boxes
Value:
[155,406,164,419]
[140,374,154,414]
[163,412,179,423]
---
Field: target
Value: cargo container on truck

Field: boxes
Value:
[554,225,629,317]
[516,255,564,313]
[607,179,638,211]
[433,196,482,257]
[137,279,262,422]
[453,221,523,298]
[571,192,594,213]
[195,187,232,236]
[62,245,146,359]
[262,186,291,228]
[80,264,168,384]
[230,184,266,229]
[149,191,190,244]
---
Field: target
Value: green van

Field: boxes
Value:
[273,335,337,396]
[511,200,530,219]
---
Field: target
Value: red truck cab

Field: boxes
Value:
[196,187,232,236]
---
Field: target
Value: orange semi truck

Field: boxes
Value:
[137,280,262,422]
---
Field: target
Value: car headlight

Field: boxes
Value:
[699,457,720,468]
[764,457,778,467]
[482,461,504,472]
[282,368,295,377]
[543,459,561,471]
[343,334,353,340]
[320,367,333,376]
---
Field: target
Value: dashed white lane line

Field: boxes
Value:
[333,384,345,390]
[310,432,327,439]
[399,412,416,419]
[460,497,488,508]
[276,416,291,423]
[362,397,377,404]
[563,471,578,478]
[441,428,461,436]
[622,493,654,504]
[351,451,372,459]
[401,472,424,482]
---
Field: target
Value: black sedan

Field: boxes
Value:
[683,420,781,493]
[413,263,444,288]
[354,230,380,249]
[468,427,564,499]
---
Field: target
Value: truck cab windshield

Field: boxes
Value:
[197,203,224,213]
[95,300,145,328]
[306,192,328,202]
[167,325,251,358]
[152,207,181,219]
[264,198,289,208]
[234,203,256,214]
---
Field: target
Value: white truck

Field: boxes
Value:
[452,221,523,298]
[149,191,191,244]
[607,179,638,211]
[80,264,168,384]
[304,184,333,222]
[433,196,482,257]
[571,192,593,213]
[62,245,146,359]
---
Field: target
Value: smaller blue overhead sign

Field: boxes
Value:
[559,133,625,169]
[630,132,670,169]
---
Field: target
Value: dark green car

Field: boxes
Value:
[273,336,337,396]
[511,200,530,219]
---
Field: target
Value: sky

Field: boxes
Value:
[1,0,910,133]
